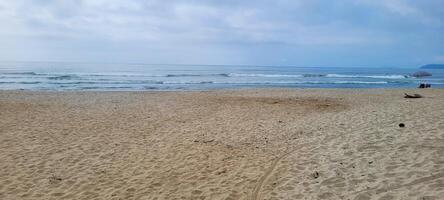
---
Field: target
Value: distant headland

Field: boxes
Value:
[421,64,444,69]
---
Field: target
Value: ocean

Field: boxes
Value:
[1,62,443,91]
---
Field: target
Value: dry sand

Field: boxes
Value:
[0,89,443,200]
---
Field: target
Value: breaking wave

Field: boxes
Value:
[326,74,409,79]
[47,75,80,80]
[162,81,388,85]
[228,73,304,78]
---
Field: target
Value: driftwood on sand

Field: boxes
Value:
[404,93,423,98]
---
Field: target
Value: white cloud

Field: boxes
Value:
[0,0,442,65]
[0,0,398,44]
[356,0,443,27]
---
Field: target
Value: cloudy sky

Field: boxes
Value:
[0,0,443,67]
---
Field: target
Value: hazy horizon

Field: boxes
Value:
[0,60,429,69]
[1,0,443,68]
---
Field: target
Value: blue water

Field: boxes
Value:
[1,62,443,91]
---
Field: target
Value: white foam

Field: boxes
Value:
[326,74,408,79]
[228,73,303,78]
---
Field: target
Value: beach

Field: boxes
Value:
[0,89,443,200]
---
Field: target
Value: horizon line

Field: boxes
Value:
[0,60,424,69]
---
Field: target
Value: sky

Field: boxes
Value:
[0,0,443,67]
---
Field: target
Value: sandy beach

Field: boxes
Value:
[0,89,443,200]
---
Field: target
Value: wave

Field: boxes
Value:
[0,72,412,80]
[19,81,42,84]
[50,81,98,85]
[163,81,388,85]
[144,86,159,89]
[1,72,38,75]
[323,81,388,84]
[48,80,164,85]
[162,81,214,84]
[48,75,80,80]
[1,80,389,85]
[0,81,41,84]
[165,73,229,77]
[79,86,134,90]
[426,82,444,85]
[225,73,397,78]
[326,74,409,79]
[228,73,303,78]
[302,74,326,77]
[41,73,231,78]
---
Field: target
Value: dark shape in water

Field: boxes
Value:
[412,71,432,78]
[48,75,77,80]
[303,74,325,77]
[399,123,405,128]
[144,86,158,90]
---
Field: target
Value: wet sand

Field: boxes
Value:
[0,89,443,200]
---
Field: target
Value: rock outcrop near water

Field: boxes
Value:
[412,71,432,77]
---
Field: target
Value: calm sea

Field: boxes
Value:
[1,62,443,91]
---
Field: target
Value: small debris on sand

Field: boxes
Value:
[48,174,62,184]
[216,169,227,175]
[404,93,422,98]
[312,171,320,179]
[203,139,214,143]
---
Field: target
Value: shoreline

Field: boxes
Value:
[3,87,444,92]
[1,88,443,199]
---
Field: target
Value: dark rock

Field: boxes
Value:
[412,71,432,78]
[418,83,431,88]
